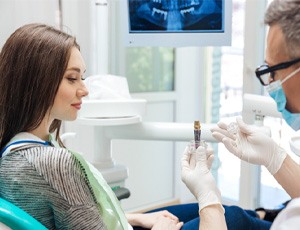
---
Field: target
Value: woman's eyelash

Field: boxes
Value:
[67,77,77,81]
[67,76,85,82]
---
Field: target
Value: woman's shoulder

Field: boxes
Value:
[1,146,72,168]
[10,146,95,203]
[18,146,83,174]
[17,145,75,163]
[2,146,85,183]
[2,146,82,179]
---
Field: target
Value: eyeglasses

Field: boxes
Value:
[255,57,300,86]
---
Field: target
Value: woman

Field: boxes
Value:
[0,23,183,230]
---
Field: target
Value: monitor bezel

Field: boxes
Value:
[121,0,232,47]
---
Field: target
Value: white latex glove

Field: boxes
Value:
[188,146,214,170]
[211,117,287,175]
[181,146,223,212]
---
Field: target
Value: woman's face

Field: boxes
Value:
[50,47,88,121]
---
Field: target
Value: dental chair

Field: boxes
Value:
[0,197,47,230]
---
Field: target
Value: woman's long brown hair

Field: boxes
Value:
[0,23,80,151]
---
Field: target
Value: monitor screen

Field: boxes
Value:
[121,0,232,47]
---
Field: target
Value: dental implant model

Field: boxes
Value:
[194,120,201,149]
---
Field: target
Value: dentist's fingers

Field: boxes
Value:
[206,148,214,169]
[207,154,214,169]
[181,147,191,169]
[211,131,228,142]
[195,146,207,162]
[210,125,226,133]
[217,121,229,130]
[211,126,236,140]
[206,148,214,158]
[222,137,241,158]
[236,117,253,135]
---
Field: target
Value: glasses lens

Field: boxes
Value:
[256,65,272,85]
[260,73,271,85]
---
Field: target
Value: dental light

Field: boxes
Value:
[242,93,282,126]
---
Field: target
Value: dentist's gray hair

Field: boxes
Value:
[265,0,300,58]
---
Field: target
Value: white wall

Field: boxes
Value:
[0,0,95,77]
[0,0,57,48]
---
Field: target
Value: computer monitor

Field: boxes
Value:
[121,0,232,47]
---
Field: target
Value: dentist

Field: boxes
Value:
[182,0,300,229]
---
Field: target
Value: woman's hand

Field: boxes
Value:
[151,215,183,230]
[126,210,183,229]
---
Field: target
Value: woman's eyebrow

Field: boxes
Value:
[66,67,86,74]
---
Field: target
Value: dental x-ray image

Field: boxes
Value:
[128,0,224,32]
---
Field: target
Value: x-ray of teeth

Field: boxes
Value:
[129,0,223,32]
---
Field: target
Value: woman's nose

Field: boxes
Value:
[78,84,89,97]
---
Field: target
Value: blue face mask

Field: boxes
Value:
[266,67,300,131]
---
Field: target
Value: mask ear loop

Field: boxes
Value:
[281,66,300,84]
[279,65,300,140]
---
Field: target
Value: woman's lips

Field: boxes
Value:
[71,103,82,110]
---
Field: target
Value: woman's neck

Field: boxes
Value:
[29,129,49,141]
[29,117,52,141]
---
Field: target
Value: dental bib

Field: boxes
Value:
[71,151,129,230]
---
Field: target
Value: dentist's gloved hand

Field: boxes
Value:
[181,146,223,212]
[211,117,287,175]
